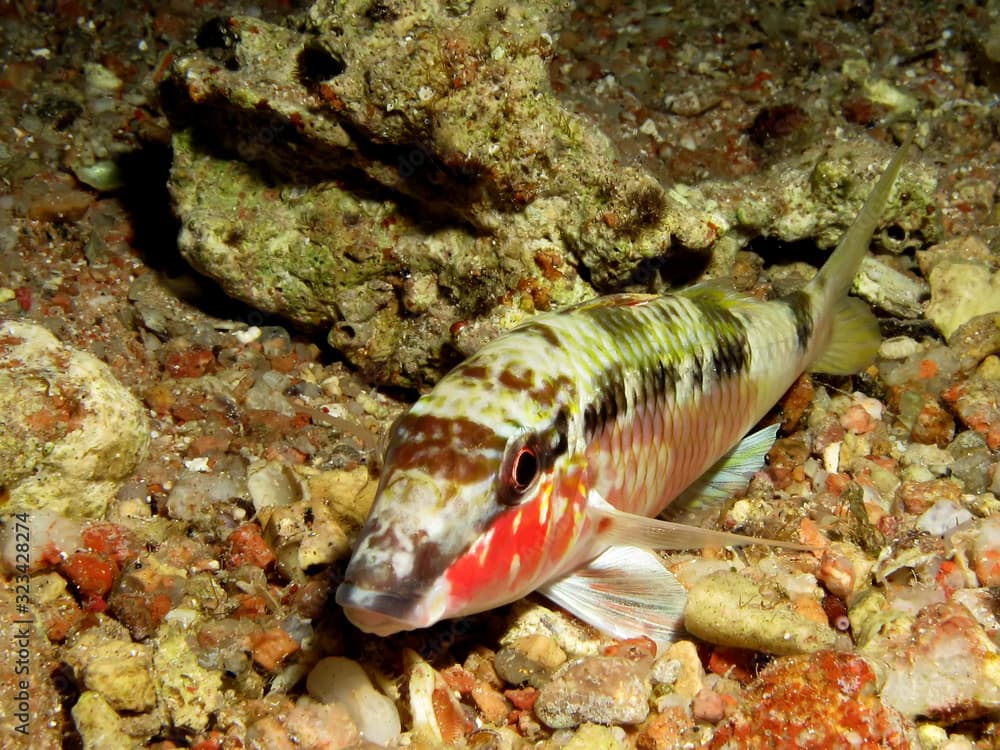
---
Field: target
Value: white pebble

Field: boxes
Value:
[916,500,974,536]
[0,510,81,573]
[235,326,262,344]
[306,657,400,746]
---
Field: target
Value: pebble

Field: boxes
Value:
[914,500,974,536]
[899,443,953,481]
[306,656,400,746]
[557,722,629,750]
[879,335,921,360]
[896,478,963,514]
[495,634,567,687]
[662,640,704,700]
[248,626,300,672]
[151,624,222,733]
[853,255,927,318]
[247,460,303,511]
[707,651,914,749]
[683,570,837,656]
[534,655,651,729]
[925,262,1000,339]
[941,360,1000,450]
[64,629,156,713]
[71,691,134,750]
[916,236,996,277]
[875,600,1000,723]
[246,697,361,750]
[910,394,956,447]
[0,320,149,517]
[968,516,1000,587]
[408,660,470,745]
[21,172,95,223]
[948,430,992,493]
[471,680,511,725]
[816,542,872,600]
[947,312,1000,367]
[649,656,681,686]
[501,601,610,657]
[166,471,245,522]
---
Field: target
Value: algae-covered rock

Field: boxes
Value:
[0,320,149,518]
[152,624,223,733]
[164,0,703,385]
[164,2,938,386]
[683,569,837,655]
[926,263,1000,339]
[71,692,135,750]
[64,628,156,713]
[869,601,1000,724]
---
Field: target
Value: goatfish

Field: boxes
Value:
[337,140,910,646]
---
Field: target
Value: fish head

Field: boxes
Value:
[336,357,591,635]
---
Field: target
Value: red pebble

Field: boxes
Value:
[222,523,275,569]
[603,636,657,661]
[14,285,32,311]
[61,551,117,598]
[708,646,756,683]
[504,686,538,711]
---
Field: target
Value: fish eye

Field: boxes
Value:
[510,446,538,493]
[498,437,541,505]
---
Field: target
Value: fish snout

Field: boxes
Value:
[338,471,461,634]
[336,580,449,636]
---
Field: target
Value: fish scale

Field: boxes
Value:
[337,139,910,645]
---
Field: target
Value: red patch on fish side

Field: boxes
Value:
[444,489,551,604]
[445,471,588,607]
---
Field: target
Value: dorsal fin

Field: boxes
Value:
[556,292,658,314]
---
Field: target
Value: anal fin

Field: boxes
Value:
[672,423,780,513]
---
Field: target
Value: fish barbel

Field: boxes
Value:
[337,140,910,645]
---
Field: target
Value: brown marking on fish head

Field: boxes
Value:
[384,413,503,484]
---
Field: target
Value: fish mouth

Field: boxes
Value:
[335,582,447,637]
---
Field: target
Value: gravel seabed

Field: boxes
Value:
[1,1,999,748]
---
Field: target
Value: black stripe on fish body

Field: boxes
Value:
[646,292,751,385]
[689,351,705,391]
[688,299,751,380]
[582,361,631,441]
[643,356,681,413]
[778,290,815,352]
[575,290,752,445]
[579,304,681,442]
[709,326,750,379]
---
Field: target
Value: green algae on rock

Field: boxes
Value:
[683,569,838,656]
[164,1,693,386]
[165,2,938,387]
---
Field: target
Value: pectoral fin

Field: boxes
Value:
[539,545,686,649]
[588,491,811,551]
